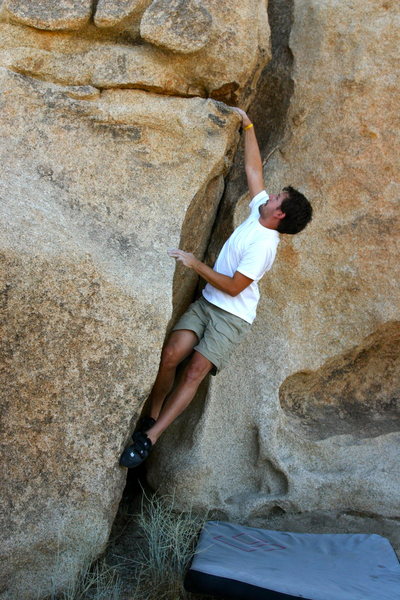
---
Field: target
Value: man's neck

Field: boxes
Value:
[258,216,279,230]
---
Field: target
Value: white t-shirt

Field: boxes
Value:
[202,190,279,324]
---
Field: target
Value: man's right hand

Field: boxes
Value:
[230,107,252,128]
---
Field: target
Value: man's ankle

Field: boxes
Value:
[145,427,159,446]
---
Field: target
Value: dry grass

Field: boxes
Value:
[49,557,122,600]
[52,489,214,600]
[126,491,208,600]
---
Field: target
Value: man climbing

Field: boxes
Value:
[120,107,313,468]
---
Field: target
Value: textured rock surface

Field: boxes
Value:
[280,321,400,440]
[0,1,271,598]
[147,0,400,532]
[0,66,239,599]
[2,0,399,597]
[140,0,212,54]
[0,0,271,104]
[94,0,151,31]
[2,0,93,30]
[0,0,269,596]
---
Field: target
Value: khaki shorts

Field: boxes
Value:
[172,296,251,375]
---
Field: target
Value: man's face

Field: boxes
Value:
[258,190,288,218]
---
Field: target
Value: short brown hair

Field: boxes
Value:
[277,186,313,234]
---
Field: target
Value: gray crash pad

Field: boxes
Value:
[184,520,400,600]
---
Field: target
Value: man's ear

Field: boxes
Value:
[276,210,286,221]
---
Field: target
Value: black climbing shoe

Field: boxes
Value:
[119,431,152,469]
[134,416,156,434]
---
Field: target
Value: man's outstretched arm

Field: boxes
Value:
[231,107,265,199]
[167,249,253,297]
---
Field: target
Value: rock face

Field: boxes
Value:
[0,28,248,600]
[280,322,400,440]
[1,0,399,597]
[3,0,93,30]
[0,1,271,598]
[0,0,270,103]
[140,0,213,54]
[94,0,152,31]
[147,0,400,535]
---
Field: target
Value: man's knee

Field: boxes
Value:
[159,330,199,369]
[182,353,212,384]
[160,342,181,368]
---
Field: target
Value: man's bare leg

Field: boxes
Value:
[144,329,199,421]
[120,349,212,468]
[145,351,212,445]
